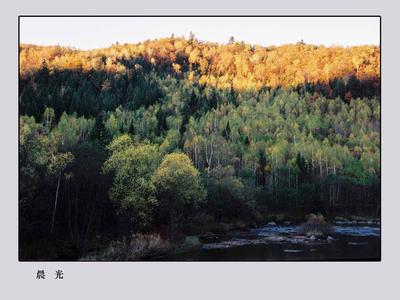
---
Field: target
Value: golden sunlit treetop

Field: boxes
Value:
[20,37,380,91]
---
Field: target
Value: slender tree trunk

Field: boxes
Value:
[205,138,214,174]
[275,171,278,205]
[335,184,340,206]
[50,174,61,234]
[68,180,74,241]
[82,188,98,254]
[194,142,198,168]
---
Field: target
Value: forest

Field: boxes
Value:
[19,36,380,260]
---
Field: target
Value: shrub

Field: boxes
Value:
[300,213,331,238]
[83,233,172,261]
[183,236,201,249]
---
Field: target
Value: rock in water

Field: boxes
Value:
[284,249,303,253]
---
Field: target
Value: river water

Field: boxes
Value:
[162,222,381,261]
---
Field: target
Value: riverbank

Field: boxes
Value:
[162,221,381,261]
[80,214,380,261]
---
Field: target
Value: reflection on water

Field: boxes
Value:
[251,224,299,236]
[331,225,380,236]
[161,223,381,261]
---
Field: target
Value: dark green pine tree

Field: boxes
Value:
[222,121,231,140]
[189,90,199,116]
[331,78,346,99]
[92,113,110,145]
[346,75,361,99]
[257,149,267,186]
[296,153,310,184]
[156,108,168,135]
[129,122,135,136]
[208,89,218,110]
[179,102,191,149]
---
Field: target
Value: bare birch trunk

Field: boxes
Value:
[50,174,61,234]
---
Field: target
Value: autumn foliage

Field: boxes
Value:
[20,37,380,92]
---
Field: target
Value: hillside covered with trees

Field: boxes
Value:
[19,36,380,260]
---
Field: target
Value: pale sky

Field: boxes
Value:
[20,16,380,50]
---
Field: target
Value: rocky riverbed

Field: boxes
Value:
[161,221,381,261]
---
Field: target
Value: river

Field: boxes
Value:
[161,222,381,261]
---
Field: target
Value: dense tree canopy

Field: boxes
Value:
[103,134,160,230]
[19,37,380,260]
[19,39,379,119]
[153,153,206,228]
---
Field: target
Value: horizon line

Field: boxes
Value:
[19,38,381,52]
